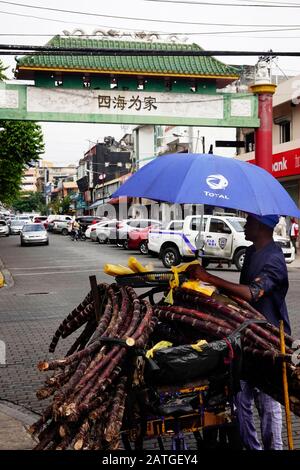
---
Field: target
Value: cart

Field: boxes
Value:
[113,271,244,451]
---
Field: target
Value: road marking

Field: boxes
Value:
[13,269,102,276]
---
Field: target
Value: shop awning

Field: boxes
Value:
[88,200,103,209]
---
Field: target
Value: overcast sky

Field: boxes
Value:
[1,0,300,165]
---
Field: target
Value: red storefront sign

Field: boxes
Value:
[250,148,300,178]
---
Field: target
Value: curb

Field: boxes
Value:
[0,256,14,289]
[0,400,40,426]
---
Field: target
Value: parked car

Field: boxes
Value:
[128,224,161,254]
[273,235,295,264]
[148,215,295,270]
[116,219,162,247]
[75,216,103,232]
[47,219,64,232]
[9,219,26,234]
[33,215,48,224]
[52,219,70,235]
[0,220,9,237]
[14,215,33,223]
[93,220,119,244]
[20,223,49,246]
[85,222,104,239]
[44,214,73,230]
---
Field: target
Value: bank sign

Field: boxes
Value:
[250,148,300,178]
[0,82,259,128]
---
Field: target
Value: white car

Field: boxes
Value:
[85,224,93,239]
[273,235,295,264]
[88,221,111,241]
[52,219,70,235]
[149,214,295,270]
[93,220,119,244]
[0,220,9,237]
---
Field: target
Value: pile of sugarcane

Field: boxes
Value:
[30,282,300,450]
[28,283,156,450]
[154,287,300,416]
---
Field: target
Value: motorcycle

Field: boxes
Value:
[71,226,86,241]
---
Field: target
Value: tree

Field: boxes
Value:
[61,194,71,214]
[0,59,7,81]
[0,59,45,204]
[12,191,47,215]
[49,195,71,215]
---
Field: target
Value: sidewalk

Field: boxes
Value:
[0,401,38,450]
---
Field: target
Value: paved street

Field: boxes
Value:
[1,233,300,449]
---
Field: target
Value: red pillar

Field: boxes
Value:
[250,84,277,173]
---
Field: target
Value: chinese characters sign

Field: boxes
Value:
[98,94,157,112]
[27,88,225,119]
[0,83,259,127]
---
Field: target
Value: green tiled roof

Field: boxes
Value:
[16,36,239,78]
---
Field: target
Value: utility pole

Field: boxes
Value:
[250,56,276,172]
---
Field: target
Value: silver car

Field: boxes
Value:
[20,223,49,246]
[0,220,9,237]
[10,219,25,234]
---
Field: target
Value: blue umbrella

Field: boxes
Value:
[112,153,300,217]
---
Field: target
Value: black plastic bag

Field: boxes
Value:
[146,338,240,385]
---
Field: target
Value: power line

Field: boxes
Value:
[3,44,300,56]
[1,25,300,49]
[0,1,300,27]
[2,31,300,38]
[0,44,300,57]
[145,0,300,7]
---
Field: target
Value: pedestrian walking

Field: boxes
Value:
[186,213,290,450]
[289,217,299,254]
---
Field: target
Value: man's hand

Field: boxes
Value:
[186,263,252,302]
[185,264,212,283]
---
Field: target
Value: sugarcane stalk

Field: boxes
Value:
[73,419,90,450]
[61,349,125,421]
[33,421,57,450]
[155,309,230,340]
[48,291,93,353]
[27,405,53,436]
[72,345,121,395]
[175,288,291,353]
[76,371,121,420]
[115,287,131,337]
[105,375,128,444]
[130,300,153,340]
[105,285,122,335]
[53,355,94,411]
[61,301,95,339]
[66,320,97,356]
[158,304,236,333]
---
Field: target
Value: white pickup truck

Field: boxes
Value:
[148,215,295,270]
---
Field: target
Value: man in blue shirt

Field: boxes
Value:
[186,213,290,450]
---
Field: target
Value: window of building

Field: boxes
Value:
[280,121,291,143]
